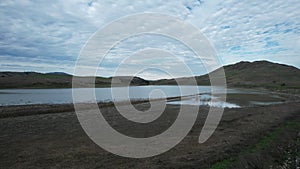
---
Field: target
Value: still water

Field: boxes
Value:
[0,85,284,108]
[0,86,232,106]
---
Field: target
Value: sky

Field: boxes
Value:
[0,0,300,79]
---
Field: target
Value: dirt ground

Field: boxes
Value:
[0,100,300,169]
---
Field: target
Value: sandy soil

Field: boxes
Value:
[0,101,300,168]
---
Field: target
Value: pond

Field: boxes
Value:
[0,86,286,108]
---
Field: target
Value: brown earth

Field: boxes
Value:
[0,100,300,168]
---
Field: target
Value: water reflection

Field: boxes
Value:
[0,86,288,107]
[167,95,241,108]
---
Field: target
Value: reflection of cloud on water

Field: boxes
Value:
[167,92,289,108]
[167,94,241,108]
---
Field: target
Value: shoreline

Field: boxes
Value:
[0,96,183,118]
[1,90,299,119]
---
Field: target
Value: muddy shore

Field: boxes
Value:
[0,100,300,168]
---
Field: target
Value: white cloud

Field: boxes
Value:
[0,0,299,79]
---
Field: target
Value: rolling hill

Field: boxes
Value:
[0,72,148,89]
[151,60,300,89]
[0,61,299,89]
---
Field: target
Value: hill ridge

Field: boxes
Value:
[0,60,299,89]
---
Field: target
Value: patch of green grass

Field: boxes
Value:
[296,150,300,158]
[247,121,299,153]
[296,127,300,158]
[286,121,299,129]
[209,121,300,169]
[255,128,283,150]
[210,158,234,169]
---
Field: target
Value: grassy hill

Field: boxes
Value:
[151,60,300,89]
[0,61,299,89]
[216,60,300,89]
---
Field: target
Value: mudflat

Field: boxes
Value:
[0,99,300,169]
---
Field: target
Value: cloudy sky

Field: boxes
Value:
[0,0,300,79]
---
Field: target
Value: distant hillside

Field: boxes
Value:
[0,61,299,89]
[151,61,300,89]
[0,72,148,89]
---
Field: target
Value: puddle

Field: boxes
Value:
[167,100,240,108]
[167,95,240,108]
[167,92,288,108]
